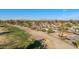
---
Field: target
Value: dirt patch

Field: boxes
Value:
[14,25,76,49]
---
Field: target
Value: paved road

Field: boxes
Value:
[14,25,76,49]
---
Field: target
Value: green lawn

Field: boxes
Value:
[1,25,33,49]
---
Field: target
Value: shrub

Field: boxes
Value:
[41,29,46,32]
[47,28,55,33]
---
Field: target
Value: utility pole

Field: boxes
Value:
[60,9,66,40]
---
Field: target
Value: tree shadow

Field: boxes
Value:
[0,32,10,35]
[26,40,44,49]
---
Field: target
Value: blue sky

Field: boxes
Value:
[0,9,79,20]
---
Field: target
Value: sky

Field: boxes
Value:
[0,9,79,20]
